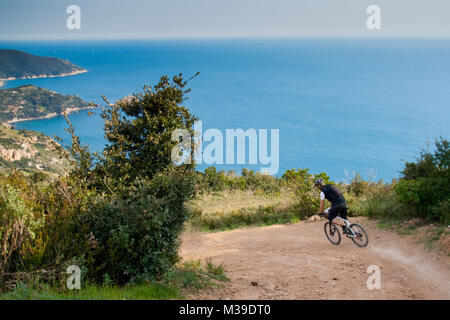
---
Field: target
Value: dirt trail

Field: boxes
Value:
[181,218,450,300]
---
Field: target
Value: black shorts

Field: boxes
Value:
[328,202,348,221]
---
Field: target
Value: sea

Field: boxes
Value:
[1,38,450,182]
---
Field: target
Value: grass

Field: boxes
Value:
[0,259,229,300]
[205,259,229,282]
[185,189,301,231]
[0,282,181,300]
[188,204,301,231]
[187,189,291,217]
[376,217,402,230]
[164,259,229,290]
[424,226,449,253]
[397,225,419,235]
[374,215,449,255]
[376,217,418,235]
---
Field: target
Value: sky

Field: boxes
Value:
[1,0,449,40]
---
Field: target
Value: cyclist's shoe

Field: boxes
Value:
[343,226,354,237]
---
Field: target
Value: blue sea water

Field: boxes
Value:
[1,39,450,182]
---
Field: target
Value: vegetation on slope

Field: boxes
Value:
[0,74,211,298]
[1,259,228,300]
[0,125,69,175]
[0,84,91,175]
[0,49,85,80]
[0,85,90,123]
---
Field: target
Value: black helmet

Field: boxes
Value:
[314,178,324,186]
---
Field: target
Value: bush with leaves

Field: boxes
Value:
[347,172,372,197]
[241,169,281,194]
[395,137,449,223]
[200,167,226,192]
[281,169,331,218]
[80,169,195,284]
[54,74,199,284]
[196,167,281,195]
[1,74,199,289]
[0,172,43,274]
[93,74,198,190]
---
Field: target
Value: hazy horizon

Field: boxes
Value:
[1,0,450,41]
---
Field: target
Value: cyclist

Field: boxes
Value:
[314,178,351,235]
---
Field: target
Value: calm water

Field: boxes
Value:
[1,39,450,181]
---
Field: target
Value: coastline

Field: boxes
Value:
[0,69,87,88]
[6,105,98,125]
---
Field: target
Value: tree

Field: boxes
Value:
[401,137,449,180]
[58,74,200,283]
[84,74,198,190]
[395,137,450,223]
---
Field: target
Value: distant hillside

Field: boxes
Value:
[0,49,86,81]
[0,124,69,175]
[0,85,92,123]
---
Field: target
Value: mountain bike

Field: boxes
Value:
[320,207,369,247]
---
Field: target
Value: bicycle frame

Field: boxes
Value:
[323,207,354,236]
[323,207,350,227]
[334,216,351,228]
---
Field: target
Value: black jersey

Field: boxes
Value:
[321,184,346,206]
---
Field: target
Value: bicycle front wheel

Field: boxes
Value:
[324,222,341,245]
[349,223,369,247]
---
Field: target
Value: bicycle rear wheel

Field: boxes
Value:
[349,223,369,247]
[324,222,341,245]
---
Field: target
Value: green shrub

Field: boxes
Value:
[0,173,43,274]
[97,75,197,189]
[23,177,96,274]
[281,168,331,217]
[195,167,281,195]
[1,75,199,289]
[360,190,408,219]
[347,173,372,197]
[201,167,226,191]
[189,202,298,231]
[431,199,450,225]
[80,169,195,284]
[393,179,422,205]
[395,137,449,223]
[55,75,199,285]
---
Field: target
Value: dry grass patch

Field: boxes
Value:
[187,189,291,214]
[185,190,297,231]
